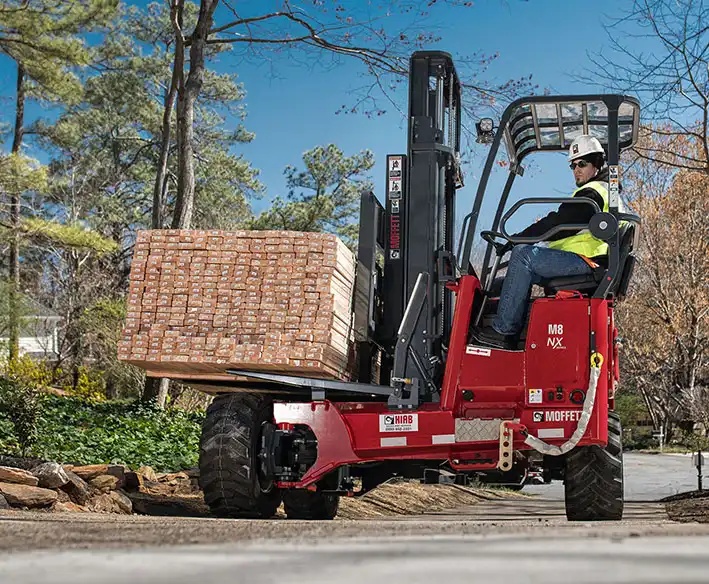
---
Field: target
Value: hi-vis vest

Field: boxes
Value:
[548,180,614,258]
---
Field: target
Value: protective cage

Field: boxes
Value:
[503,97,640,163]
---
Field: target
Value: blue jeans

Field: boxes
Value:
[492,245,592,336]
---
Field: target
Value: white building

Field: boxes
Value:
[0,305,61,358]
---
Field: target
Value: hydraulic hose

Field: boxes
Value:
[523,353,604,456]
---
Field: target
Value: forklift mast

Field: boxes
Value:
[355,51,463,389]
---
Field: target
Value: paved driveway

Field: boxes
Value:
[526,452,702,501]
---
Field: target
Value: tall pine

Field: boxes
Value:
[0,0,117,357]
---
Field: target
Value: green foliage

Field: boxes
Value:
[681,430,709,452]
[21,217,119,254]
[0,355,55,456]
[250,144,374,247]
[622,429,655,451]
[2,354,56,389]
[614,393,655,449]
[61,366,107,403]
[0,153,48,195]
[78,298,145,399]
[614,393,650,429]
[36,1,262,236]
[0,396,204,472]
[0,377,45,456]
[0,0,118,104]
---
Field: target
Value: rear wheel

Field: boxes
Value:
[564,411,623,521]
[283,489,339,520]
[199,393,282,518]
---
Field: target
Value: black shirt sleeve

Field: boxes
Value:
[513,187,605,242]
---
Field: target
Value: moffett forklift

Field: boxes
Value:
[198,51,641,521]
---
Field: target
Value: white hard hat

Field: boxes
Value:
[568,135,605,162]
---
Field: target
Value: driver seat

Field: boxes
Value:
[541,223,637,298]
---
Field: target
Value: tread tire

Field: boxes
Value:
[564,411,623,521]
[199,393,281,518]
[283,490,339,520]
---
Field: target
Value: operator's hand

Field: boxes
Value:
[500,241,514,255]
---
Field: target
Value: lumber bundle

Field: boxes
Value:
[117,229,356,381]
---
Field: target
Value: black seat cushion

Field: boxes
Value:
[542,273,601,296]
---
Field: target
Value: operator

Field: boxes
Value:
[474,135,616,349]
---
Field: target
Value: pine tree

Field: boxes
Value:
[0,0,118,357]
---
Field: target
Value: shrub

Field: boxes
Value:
[0,395,204,471]
[0,377,46,456]
[61,366,106,403]
[3,354,55,389]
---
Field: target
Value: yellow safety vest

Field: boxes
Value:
[548,180,611,259]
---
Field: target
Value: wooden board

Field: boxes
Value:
[119,229,356,381]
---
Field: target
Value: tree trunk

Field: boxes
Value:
[67,250,84,385]
[171,0,219,230]
[151,44,180,229]
[143,1,188,408]
[8,64,25,361]
[156,378,170,407]
[143,66,178,407]
[144,0,219,408]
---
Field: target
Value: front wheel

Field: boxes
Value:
[564,411,623,521]
[199,393,282,518]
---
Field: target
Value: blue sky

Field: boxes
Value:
[0,0,654,235]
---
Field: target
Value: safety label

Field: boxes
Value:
[466,346,491,357]
[388,156,402,172]
[379,413,418,433]
[388,177,402,198]
[528,388,543,404]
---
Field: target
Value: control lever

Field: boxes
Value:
[475,231,514,326]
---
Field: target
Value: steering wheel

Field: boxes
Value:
[480,230,513,254]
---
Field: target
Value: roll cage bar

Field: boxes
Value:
[458,94,642,299]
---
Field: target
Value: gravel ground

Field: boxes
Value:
[2,502,709,553]
[0,452,705,551]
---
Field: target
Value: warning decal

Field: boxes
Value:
[466,346,491,357]
[528,388,543,404]
[379,413,418,433]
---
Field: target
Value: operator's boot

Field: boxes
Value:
[471,326,515,349]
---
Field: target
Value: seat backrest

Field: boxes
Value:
[609,222,637,299]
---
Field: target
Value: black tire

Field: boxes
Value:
[564,411,623,521]
[283,489,339,520]
[199,393,281,518]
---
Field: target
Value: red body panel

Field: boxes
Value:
[274,275,616,487]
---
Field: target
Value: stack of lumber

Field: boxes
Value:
[117,229,356,381]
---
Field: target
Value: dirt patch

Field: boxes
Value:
[126,478,523,519]
[335,480,523,519]
[663,490,709,522]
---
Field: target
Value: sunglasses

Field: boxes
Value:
[569,159,592,170]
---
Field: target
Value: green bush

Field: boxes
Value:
[0,396,204,472]
[621,428,655,450]
[0,376,47,456]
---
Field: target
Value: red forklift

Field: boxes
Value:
[198,51,641,521]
